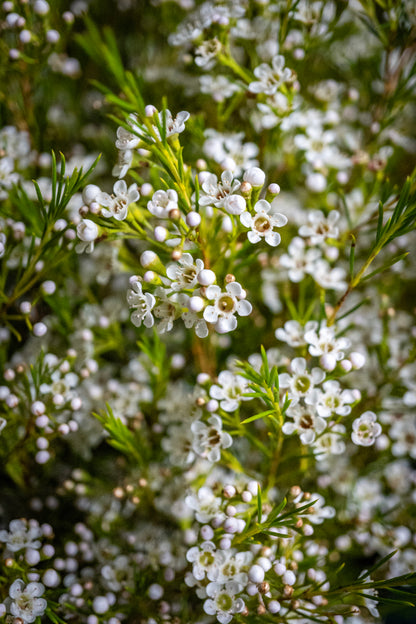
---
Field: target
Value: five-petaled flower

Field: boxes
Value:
[240,199,287,246]
[203,282,252,334]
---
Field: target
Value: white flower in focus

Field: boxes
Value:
[76,219,99,254]
[351,411,382,446]
[166,253,204,291]
[204,581,245,624]
[191,414,233,462]
[147,189,178,218]
[240,199,287,246]
[127,278,155,328]
[310,380,355,418]
[9,579,47,623]
[249,55,293,95]
[203,282,252,333]
[98,180,139,221]
[186,541,219,581]
[199,170,240,208]
[154,109,190,139]
[279,357,325,402]
[209,371,249,412]
[282,404,326,444]
[0,519,42,552]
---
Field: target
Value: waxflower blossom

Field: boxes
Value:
[203,282,252,333]
[204,581,245,624]
[198,170,241,208]
[97,180,140,221]
[249,55,293,95]
[351,411,382,446]
[8,579,47,623]
[166,253,204,291]
[279,237,321,282]
[147,189,179,218]
[240,199,287,246]
[282,404,327,445]
[299,209,340,244]
[127,277,155,328]
[153,109,190,139]
[0,519,42,552]
[279,357,325,402]
[185,486,224,524]
[209,371,249,412]
[186,541,219,581]
[191,414,233,462]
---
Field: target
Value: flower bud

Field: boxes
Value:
[198,269,216,286]
[244,167,265,187]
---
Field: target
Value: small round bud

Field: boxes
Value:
[349,352,366,369]
[240,181,252,195]
[206,399,218,412]
[36,450,50,464]
[282,570,296,585]
[241,491,252,503]
[268,600,280,613]
[25,548,41,566]
[186,211,201,227]
[200,525,214,540]
[92,596,109,614]
[169,208,181,221]
[62,11,74,23]
[189,296,204,312]
[320,353,336,372]
[244,167,265,187]
[19,301,31,315]
[248,564,265,584]
[340,359,352,372]
[9,49,20,60]
[219,536,232,550]
[257,605,266,615]
[145,105,157,117]
[19,29,32,43]
[148,583,164,600]
[42,280,56,295]
[196,159,207,170]
[274,562,286,576]
[223,517,239,533]
[82,184,101,206]
[268,183,280,194]
[171,249,182,261]
[154,225,167,242]
[140,182,153,196]
[223,484,236,498]
[33,322,47,337]
[43,569,60,587]
[36,415,49,428]
[34,0,50,15]
[198,269,216,286]
[46,29,60,43]
[225,274,235,283]
[140,250,157,268]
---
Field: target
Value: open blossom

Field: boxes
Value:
[0,519,42,552]
[98,180,140,221]
[204,581,245,624]
[153,109,190,139]
[147,189,178,218]
[185,486,224,524]
[198,170,241,208]
[279,237,321,282]
[191,414,233,462]
[127,277,155,328]
[282,404,327,445]
[351,411,382,446]
[209,371,249,412]
[203,282,252,333]
[166,253,204,291]
[9,579,47,623]
[249,55,293,95]
[240,199,287,246]
[279,357,325,402]
[299,209,340,244]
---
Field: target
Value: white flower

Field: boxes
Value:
[185,486,224,524]
[153,287,182,333]
[240,199,287,246]
[181,305,209,338]
[195,38,222,67]
[307,493,336,524]
[186,541,219,581]
[98,180,139,221]
[154,109,190,139]
[275,320,318,347]
[200,75,240,102]
[279,357,325,402]
[249,55,293,95]
[204,581,245,624]
[198,170,240,208]
[282,404,326,445]
[166,253,204,291]
[314,423,346,459]
[213,550,252,585]
[309,380,355,418]
[209,371,249,412]
[351,411,382,446]
[304,324,351,370]
[162,422,196,466]
[314,260,347,291]
[9,579,47,623]
[279,237,321,282]
[127,278,155,328]
[203,129,259,177]
[191,414,233,462]
[147,189,178,218]
[76,219,99,254]
[0,519,42,552]
[299,210,340,244]
[203,282,252,334]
